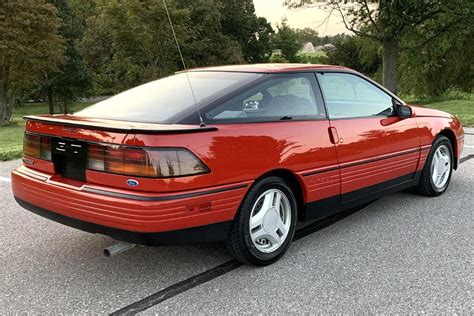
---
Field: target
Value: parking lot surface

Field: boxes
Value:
[1,133,473,314]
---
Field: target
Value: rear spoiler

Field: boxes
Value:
[23,115,218,134]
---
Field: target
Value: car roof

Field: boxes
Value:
[185,63,352,74]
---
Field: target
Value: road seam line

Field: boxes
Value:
[459,154,474,164]
[110,206,363,315]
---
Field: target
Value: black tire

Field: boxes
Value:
[415,136,453,196]
[226,176,297,266]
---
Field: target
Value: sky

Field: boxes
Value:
[253,0,348,36]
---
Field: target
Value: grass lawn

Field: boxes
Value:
[0,101,92,161]
[415,99,474,127]
[406,93,474,127]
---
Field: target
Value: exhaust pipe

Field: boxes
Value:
[104,242,136,257]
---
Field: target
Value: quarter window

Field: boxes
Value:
[205,74,324,123]
[316,73,394,119]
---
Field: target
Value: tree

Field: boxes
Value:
[285,0,473,93]
[245,17,274,63]
[399,21,474,97]
[0,0,65,126]
[81,0,248,94]
[327,34,381,77]
[221,0,274,63]
[295,27,320,46]
[81,0,190,93]
[43,0,91,114]
[271,18,302,63]
[176,0,244,67]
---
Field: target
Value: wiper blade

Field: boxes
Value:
[280,116,293,120]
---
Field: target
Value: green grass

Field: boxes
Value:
[0,101,92,161]
[421,99,474,126]
[405,92,474,127]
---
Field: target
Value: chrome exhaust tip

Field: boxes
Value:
[104,242,136,257]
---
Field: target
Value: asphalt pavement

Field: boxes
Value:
[1,133,473,314]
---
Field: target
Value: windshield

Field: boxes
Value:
[75,71,263,124]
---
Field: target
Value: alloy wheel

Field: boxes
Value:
[249,189,292,253]
[431,144,451,189]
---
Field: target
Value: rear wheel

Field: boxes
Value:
[415,136,453,196]
[226,177,297,266]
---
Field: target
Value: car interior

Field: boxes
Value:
[206,76,325,121]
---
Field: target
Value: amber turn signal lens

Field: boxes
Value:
[23,133,52,161]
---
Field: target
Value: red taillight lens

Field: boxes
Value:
[88,144,209,178]
[23,133,52,161]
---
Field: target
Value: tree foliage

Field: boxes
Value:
[82,0,189,93]
[285,0,474,93]
[0,0,65,126]
[399,21,474,97]
[1,0,471,126]
[221,0,274,63]
[177,0,244,67]
[295,27,320,46]
[271,18,302,63]
[80,0,271,94]
[42,0,91,114]
[327,34,381,78]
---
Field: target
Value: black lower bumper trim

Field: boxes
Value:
[14,197,232,246]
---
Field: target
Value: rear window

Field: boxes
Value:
[75,72,263,123]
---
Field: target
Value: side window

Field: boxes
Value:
[316,73,394,119]
[205,74,324,123]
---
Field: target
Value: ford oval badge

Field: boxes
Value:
[126,179,139,187]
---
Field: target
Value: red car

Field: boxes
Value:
[12,64,464,265]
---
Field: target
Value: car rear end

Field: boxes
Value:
[11,116,248,245]
[12,71,265,245]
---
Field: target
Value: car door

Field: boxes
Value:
[316,72,420,203]
[202,73,341,220]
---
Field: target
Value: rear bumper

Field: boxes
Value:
[15,198,232,245]
[12,166,249,244]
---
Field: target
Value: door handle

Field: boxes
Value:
[328,127,343,144]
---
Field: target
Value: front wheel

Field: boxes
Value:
[226,177,297,266]
[415,136,453,196]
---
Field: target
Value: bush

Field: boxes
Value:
[297,52,329,64]
[269,53,288,63]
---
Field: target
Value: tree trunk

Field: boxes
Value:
[0,101,9,127]
[382,39,398,94]
[47,86,55,115]
[63,101,69,114]
[0,83,15,127]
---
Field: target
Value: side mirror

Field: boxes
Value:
[392,98,412,118]
[396,105,412,118]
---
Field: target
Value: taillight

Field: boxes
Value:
[23,133,52,161]
[88,144,209,178]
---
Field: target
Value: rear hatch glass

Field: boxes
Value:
[75,71,263,124]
